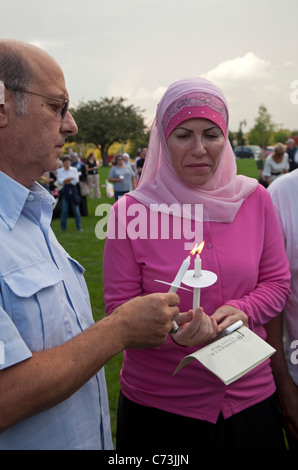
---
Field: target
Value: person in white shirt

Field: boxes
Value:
[267,170,298,450]
[57,154,82,231]
[263,143,289,186]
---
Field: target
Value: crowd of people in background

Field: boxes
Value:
[37,145,149,229]
[38,138,298,231]
[254,138,298,187]
[107,147,147,200]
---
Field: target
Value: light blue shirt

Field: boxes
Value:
[108,165,134,191]
[0,172,113,450]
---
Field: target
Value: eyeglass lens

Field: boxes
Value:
[61,100,69,119]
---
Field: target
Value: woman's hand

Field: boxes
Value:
[211,305,248,335]
[171,307,217,347]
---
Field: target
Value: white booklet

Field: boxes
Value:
[173,326,276,385]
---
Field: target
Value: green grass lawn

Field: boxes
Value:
[236,157,259,179]
[50,159,258,446]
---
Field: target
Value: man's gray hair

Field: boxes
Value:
[0,45,33,115]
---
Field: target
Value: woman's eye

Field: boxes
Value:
[205,134,219,140]
[177,134,190,139]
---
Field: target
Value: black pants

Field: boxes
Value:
[286,429,298,451]
[116,391,286,451]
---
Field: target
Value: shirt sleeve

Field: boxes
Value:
[71,168,79,185]
[262,157,272,177]
[108,167,116,178]
[0,302,32,370]
[226,192,291,329]
[56,168,64,185]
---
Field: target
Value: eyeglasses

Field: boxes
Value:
[276,152,284,156]
[5,84,69,119]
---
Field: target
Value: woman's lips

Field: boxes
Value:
[186,162,210,168]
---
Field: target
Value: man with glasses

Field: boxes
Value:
[0,39,180,450]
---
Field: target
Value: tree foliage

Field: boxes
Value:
[70,97,147,166]
[248,105,276,148]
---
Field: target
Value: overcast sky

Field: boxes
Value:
[2,0,298,132]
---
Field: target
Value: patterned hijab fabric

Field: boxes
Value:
[163,91,228,140]
[130,77,258,222]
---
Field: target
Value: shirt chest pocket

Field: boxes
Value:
[2,260,72,351]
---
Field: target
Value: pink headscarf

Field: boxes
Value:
[130,78,258,222]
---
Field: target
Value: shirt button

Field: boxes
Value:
[27,194,34,201]
[206,242,212,248]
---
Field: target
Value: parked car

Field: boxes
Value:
[234,145,262,159]
[249,145,263,160]
[234,146,254,158]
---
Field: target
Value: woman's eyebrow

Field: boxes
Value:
[174,125,220,132]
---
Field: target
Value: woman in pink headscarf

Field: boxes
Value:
[103,78,290,450]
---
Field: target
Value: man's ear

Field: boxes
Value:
[0,80,8,127]
[0,81,4,105]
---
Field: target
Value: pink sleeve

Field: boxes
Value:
[103,204,143,315]
[226,193,290,329]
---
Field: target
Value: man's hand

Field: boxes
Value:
[112,292,180,349]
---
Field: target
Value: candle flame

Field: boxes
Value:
[196,241,205,255]
[190,241,205,256]
[190,243,198,255]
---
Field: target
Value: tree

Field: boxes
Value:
[70,97,147,166]
[249,105,275,148]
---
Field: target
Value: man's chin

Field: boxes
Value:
[51,156,62,171]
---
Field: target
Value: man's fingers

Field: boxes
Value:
[165,292,180,306]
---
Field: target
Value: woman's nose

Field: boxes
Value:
[192,136,206,156]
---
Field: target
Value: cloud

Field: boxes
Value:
[202,52,271,87]
[107,77,167,124]
[28,39,68,51]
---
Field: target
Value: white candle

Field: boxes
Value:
[193,287,201,312]
[193,254,201,311]
[169,255,191,292]
[192,241,204,310]
[194,253,202,278]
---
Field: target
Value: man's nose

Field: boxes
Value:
[61,111,78,136]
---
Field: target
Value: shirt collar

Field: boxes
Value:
[0,171,55,230]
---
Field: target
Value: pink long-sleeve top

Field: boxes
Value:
[103,184,290,423]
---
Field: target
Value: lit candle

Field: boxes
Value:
[169,255,191,292]
[192,241,205,311]
[194,253,202,277]
[169,253,192,335]
[193,241,204,279]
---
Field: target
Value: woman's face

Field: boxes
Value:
[273,149,284,162]
[166,118,225,187]
[116,156,123,166]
